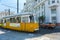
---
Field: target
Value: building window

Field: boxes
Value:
[57,0,59,3]
[40,0,42,1]
[51,9,56,14]
[52,16,56,23]
[38,0,40,2]
[48,0,50,5]
[24,3,26,5]
[37,7,40,11]
[35,0,37,1]
[52,0,55,3]
[41,4,44,9]
[42,11,44,16]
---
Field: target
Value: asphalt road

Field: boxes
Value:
[0,26,60,40]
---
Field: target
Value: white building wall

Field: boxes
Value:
[44,0,52,23]
[22,0,60,24]
[56,6,60,23]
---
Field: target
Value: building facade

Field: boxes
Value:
[0,9,14,19]
[22,0,60,26]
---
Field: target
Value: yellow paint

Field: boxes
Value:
[0,22,39,32]
[25,23,39,32]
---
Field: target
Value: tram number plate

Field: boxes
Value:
[10,23,20,27]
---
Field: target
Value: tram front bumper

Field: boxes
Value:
[35,28,39,31]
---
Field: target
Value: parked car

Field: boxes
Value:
[41,23,56,29]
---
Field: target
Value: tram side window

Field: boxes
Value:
[10,18,13,23]
[22,17,28,23]
[10,18,16,23]
[10,18,12,23]
[10,17,21,23]
[1,20,3,23]
[1,19,6,23]
[3,19,6,23]
[0,20,1,23]
[5,20,6,23]
[16,17,21,23]
[13,18,16,23]
[6,19,10,22]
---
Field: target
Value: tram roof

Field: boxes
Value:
[2,13,35,19]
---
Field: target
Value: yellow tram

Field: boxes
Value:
[0,14,39,32]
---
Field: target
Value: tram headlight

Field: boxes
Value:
[35,28,39,31]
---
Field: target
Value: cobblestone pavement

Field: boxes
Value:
[0,27,60,40]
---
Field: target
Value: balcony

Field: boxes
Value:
[34,0,47,8]
[51,14,56,17]
[49,3,59,8]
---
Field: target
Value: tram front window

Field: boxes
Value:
[22,17,28,23]
[21,15,35,23]
[6,18,10,22]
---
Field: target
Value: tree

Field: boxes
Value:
[39,16,45,23]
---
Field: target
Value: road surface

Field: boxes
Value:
[0,27,60,40]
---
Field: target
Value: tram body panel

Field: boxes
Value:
[2,23,7,28]
[0,24,3,27]
[3,22,26,32]
[25,23,39,32]
[25,23,34,32]
[32,23,39,30]
[17,23,25,31]
[4,23,39,32]
[6,23,25,31]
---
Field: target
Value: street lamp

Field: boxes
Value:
[17,0,19,14]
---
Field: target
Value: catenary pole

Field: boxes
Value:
[17,0,19,14]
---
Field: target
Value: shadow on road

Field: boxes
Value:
[36,27,60,35]
[0,27,60,40]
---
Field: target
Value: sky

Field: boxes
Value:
[0,0,26,14]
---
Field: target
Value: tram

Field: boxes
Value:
[0,14,39,32]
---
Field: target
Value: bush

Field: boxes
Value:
[39,16,45,23]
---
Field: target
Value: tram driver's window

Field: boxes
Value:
[22,17,28,23]
[6,19,10,22]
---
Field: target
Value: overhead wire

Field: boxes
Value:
[0,3,17,9]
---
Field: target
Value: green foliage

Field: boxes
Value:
[39,16,45,23]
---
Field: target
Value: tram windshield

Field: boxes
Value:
[21,15,36,23]
[21,16,29,23]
